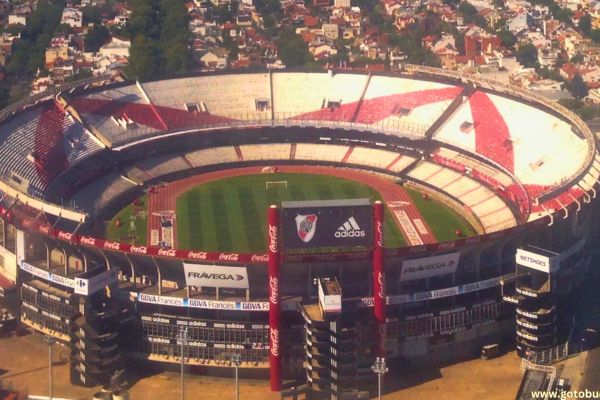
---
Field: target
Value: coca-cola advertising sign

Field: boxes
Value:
[270,327,280,357]
[251,254,268,262]
[103,241,120,250]
[218,253,239,261]
[376,220,383,248]
[57,230,72,241]
[269,276,279,305]
[157,248,177,257]
[377,271,385,299]
[187,251,208,260]
[268,224,278,254]
[80,236,97,246]
[130,245,148,254]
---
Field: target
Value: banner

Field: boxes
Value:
[516,248,559,273]
[74,269,118,296]
[20,261,75,289]
[400,252,460,281]
[183,263,249,289]
[281,199,372,249]
[0,245,17,282]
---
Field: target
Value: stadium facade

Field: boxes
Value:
[0,67,598,395]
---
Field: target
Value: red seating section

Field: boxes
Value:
[33,104,70,184]
[469,91,514,173]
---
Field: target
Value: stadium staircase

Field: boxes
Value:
[350,73,372,123]
[70,298,126,389]
[425,86,474,139]
[298,278,368,400]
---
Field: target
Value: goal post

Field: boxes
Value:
[266,181,288,189]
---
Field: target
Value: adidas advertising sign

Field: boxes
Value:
[335,216,366,238]
[183,263,249,289]
[282,199,372,249]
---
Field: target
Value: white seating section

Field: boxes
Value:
[143,74,271,120]
[294,143,349,162]
[346,147,399,169]
[238,144,291,161]
[184,147,239,167]
[435,147,514,187]
[407,161,517,233]
[271,73,367,119]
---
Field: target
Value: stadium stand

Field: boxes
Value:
[0,103,103,197]
[407,161,517,232]
[136,153,191,178]
[71,84,164,146]
[355,76,461,135]
[434,147,514,186]
[434,90,588,189]
[345,147,400,170]
[294,143,349,162]
[184,146,239,167]
[142,74,272,122]
[282,73,369,122]
[238,144,291,161]
[69,172,138,214]
[387,154,417,173]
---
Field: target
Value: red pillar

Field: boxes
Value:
[267,205,282,391]
[372,201,386,355]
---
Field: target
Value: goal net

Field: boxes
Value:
[266,180,288,189]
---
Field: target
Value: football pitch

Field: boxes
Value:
[106,173,477,252]
[176,173,405,252]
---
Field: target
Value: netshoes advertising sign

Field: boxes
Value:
[400,252,460,281]
[281,199,372,249]
[183,263,249,289]
[515,249,558,273]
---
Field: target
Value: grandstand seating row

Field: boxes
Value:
[69,172,137,213]
[406,161,517,233]
[71,143,419,214]
[432,90,587,191]
[0,103,103,197]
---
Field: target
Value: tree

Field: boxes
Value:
[580,14,592,36]
[591,29,600,43]
[277,32,311,67]
[459,2,487,28]
[84,25,110,52]
[126,36,163,81]
[255,0,281,14]
[516,43,538,68]
[570,52,584,64]
[497,29,516,49]
[569,74,588,99]
[555,8,572,25]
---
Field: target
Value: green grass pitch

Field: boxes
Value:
[106,173,477,251]
[405,187,476,241]
[176,173,406,252]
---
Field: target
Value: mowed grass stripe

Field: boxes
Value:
[210,188,233,250]
[238,186,265,250]
[405,187,476,242]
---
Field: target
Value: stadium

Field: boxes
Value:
[0,66,598,396]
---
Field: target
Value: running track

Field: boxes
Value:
[147,166,437,247]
